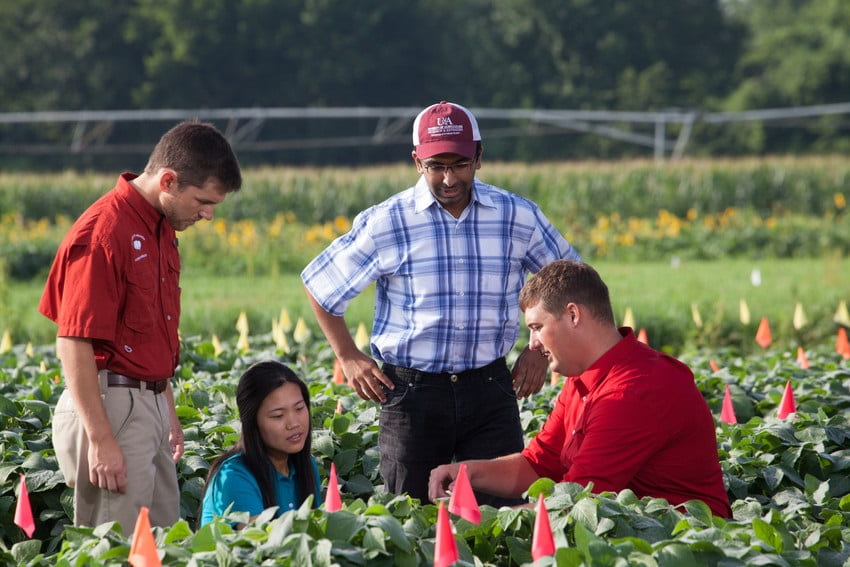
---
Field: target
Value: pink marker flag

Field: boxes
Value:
[325,462,342,512]
[434,501,459,567]
[531,496,555,561]
[636,328,649,345]
[14,474,35,538]
[720,384,737,425]
[128,506,161,567]
[836,328,850,359]
[332,358,346,385]
[777,380,797,419]
[796,347,810,369]
[755,317,772,349]
[448,463,481,524]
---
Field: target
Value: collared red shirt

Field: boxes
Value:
[301,177,581,373]
[522,328,732,518]
[39,173,181,381]
[200,454,323,526]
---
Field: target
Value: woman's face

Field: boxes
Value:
[257,382,310,460]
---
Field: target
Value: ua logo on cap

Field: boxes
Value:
[437,117,454,126]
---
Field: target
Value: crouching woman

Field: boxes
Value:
[200,360,322,527]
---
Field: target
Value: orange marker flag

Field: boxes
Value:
[836,328,850,359]
[709,359,720,373]
[325,462,342,512]
[777,381,797,420]
[448,463,481,525]
[14,474,35,538]
[550,370,561,387]
[434,501,459,567]
[755,317,772,349]
[719,385,737,425]
[128,506,161,567]
[796,347,810,369]
[332,359,345,385]
[636,328,649,345]
[531,496,556,561]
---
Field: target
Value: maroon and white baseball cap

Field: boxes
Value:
[412,101,481,159]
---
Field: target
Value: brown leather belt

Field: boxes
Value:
[106,372,168,395]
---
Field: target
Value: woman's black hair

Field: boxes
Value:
[200,360,318,522]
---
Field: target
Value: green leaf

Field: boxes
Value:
[761,466,784,492]
[569,498,599,532]
[615,489,639,507]
[189,388,210,408]
[496,507,524,531]
[287,533,314,565]
[369,514,413,553]
[338,431,362,450]
[526,477,556,500]
[313,434,335,458]
[610,536,653,555]
[175,405,201,420]
[682,500,713,527]
[505,535,532,565]
[596,517,615,536]
[344,473,376,496]
[554,547,586,566]
[325,510,366,541]
[752,517,778,552]
[363,503,390,516]
[331,413,354,435]
[362,525,388,553]
[181,455,210,474]
[573,520,592,557]
[20,399,51,424]
[313,539,334,566]
[656,542,697,566]
[355,406,378,424]
[11,540,42,565]
[328,540,369,565]
[0,396,19,417]
[0,463,19,485]
[163,519,193,544]
[190,522,222,552]
[334,448,359,476]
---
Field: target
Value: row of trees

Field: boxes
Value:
[1,0,849,166]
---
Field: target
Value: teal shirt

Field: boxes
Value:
[200,453,323,526]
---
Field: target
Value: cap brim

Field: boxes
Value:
[415,140,477,160]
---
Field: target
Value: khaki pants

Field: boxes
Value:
[52,370,179,533]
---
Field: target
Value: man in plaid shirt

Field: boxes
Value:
[302,101,581,505]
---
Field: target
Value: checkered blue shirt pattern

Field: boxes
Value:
[301,177,581,373]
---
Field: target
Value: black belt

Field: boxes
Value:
[106,372,168,394]
[382,357,508,383]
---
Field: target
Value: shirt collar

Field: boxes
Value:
[413,177,494,214]
[116,172,165,230]
[573,327,636,396]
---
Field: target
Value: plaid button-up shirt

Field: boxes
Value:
[301,177,581,373]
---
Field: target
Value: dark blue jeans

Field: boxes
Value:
[378,358,525,507]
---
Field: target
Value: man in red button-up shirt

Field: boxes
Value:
[429,260,732,518]
[40,121,242,531]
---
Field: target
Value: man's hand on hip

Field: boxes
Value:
[340,353,394,403]
[511,346,549,398]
